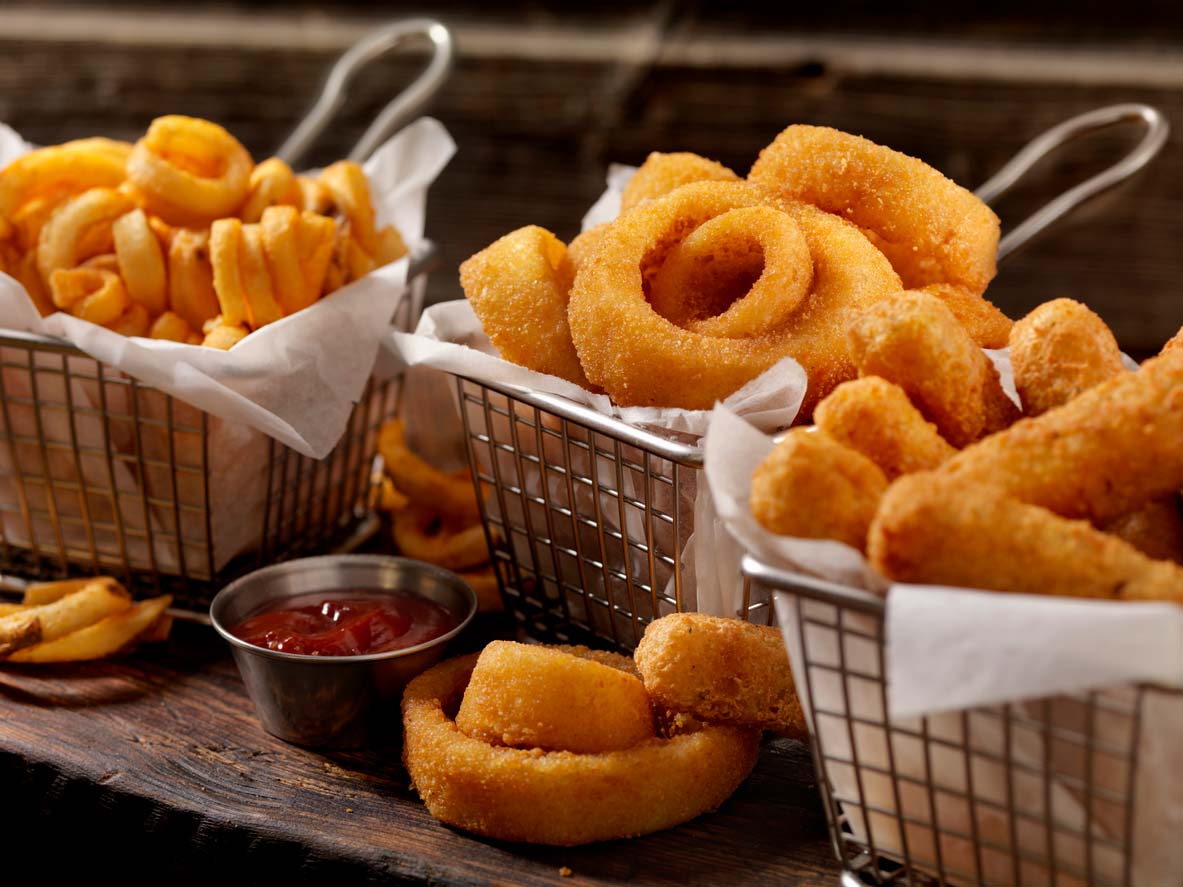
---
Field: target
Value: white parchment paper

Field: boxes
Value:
[704,384,1183,886]
[0,117,454,573]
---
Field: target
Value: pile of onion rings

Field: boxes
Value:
[376,419,502,611]
[460,129,1010,415]
[0,116,407,348]
[402,646,760,845]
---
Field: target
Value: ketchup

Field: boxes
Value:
[231,590,457,656]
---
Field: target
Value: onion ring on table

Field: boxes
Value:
[127,116,252,226]
[750,427,887,551]
[378,420,482,524]
[646,205,812,338]
[749,125,1001,304]
[209,218,249,326]
[847,290,1018,447]
[635,613,806,738]
[295,210,336,309]
[106,302,151,337]
[392,504,490,572]
[455,641,655,753]
[149,310,195,342]
[567,181,902,412]
[813,376,955,480]
[50,268,131,326]
[36,187,133,283]
[0,138,130,219]
[318,160,378,254]
[869,473,1183,604]
[167,227,220,330]
[402,653,760,845]
[112,208,167,315]
[240,157,298,223]
[1008,298,1125,417]
[619,151,739,212]
[259,205,306,315]
[239,223,284,328]
[459,225,590,388]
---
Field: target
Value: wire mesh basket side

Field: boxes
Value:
[765,578,1151,887]
[454,376,771,650]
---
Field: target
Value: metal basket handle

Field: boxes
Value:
[974,103,1169,262]
[276,18,454,166]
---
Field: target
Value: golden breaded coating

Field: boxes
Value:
[455,641,655,754]
[847,290,1019,446]
[634,613,806,738]
[749,124,1000,297]
[1104,498,1183,565]
[869,474,1183,603]
[814,376,956,479]
[459,225,589,387]
[937,347,1183,524]
[1009,298,1124,416]
[918,282,1012,349]
[619,151,739,212]
[1162,325,1183,355]
[750,428,887,550]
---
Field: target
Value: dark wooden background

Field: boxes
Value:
[0,1,1179,351]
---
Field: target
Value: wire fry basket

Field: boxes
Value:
[453,104,1167,652]
[743,556,1178,887]
[0,19,453,608]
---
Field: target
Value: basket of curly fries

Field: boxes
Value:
[0,20,455,607]
[390,103,1167,652]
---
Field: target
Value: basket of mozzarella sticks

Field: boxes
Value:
[0,20,455,608]
[391,104,1167,660]
[693,113,1181,884]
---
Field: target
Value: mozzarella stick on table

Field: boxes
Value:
[937,348,1183,525]
[869,474,1183,603]
[813,376,956,479]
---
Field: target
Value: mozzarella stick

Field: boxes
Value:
[869,474,1183,603]
[750,428,887,551]
[1009,299,1124,416]
[847,290,1018,447]
[938,347,1183,524]
[813,376,956,479]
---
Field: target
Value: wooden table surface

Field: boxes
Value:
[0,617,839,886]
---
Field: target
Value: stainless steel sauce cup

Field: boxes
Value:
[210,554,476,748]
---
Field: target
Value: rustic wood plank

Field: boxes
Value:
[0,619,838,885]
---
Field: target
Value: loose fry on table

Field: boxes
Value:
[9,595,172,663]
[0,613,40,656]
[869,473,1183,604]
[22,575,125,606]
[2,580,132,654]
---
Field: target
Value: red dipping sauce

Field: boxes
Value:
[230,590,458,656]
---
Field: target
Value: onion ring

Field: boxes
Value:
[149,311,195,342]
[318,160,378,254]
[750,427,887,551]
[50,268,130,326]
[455,641,655,753]
[238,223,284,328]
[392,504,490,572]
[635,613,806,738]
[127,115,252,226]
[112,208,167,315]
[402,652,760,845]
[378,420,482,525]
[167,228,220,330]
[847,290,1018,446]
[646,205,812,338]
[749,125,1000,299]
[620,152,739,212]
[260,205,306,315]
[36,187,133,283]
[0,138,130,219]
[459,225,590,387]
[240,156,298,223]
[567,181,902,412]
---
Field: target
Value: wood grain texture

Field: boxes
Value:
[0,620,837,886]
